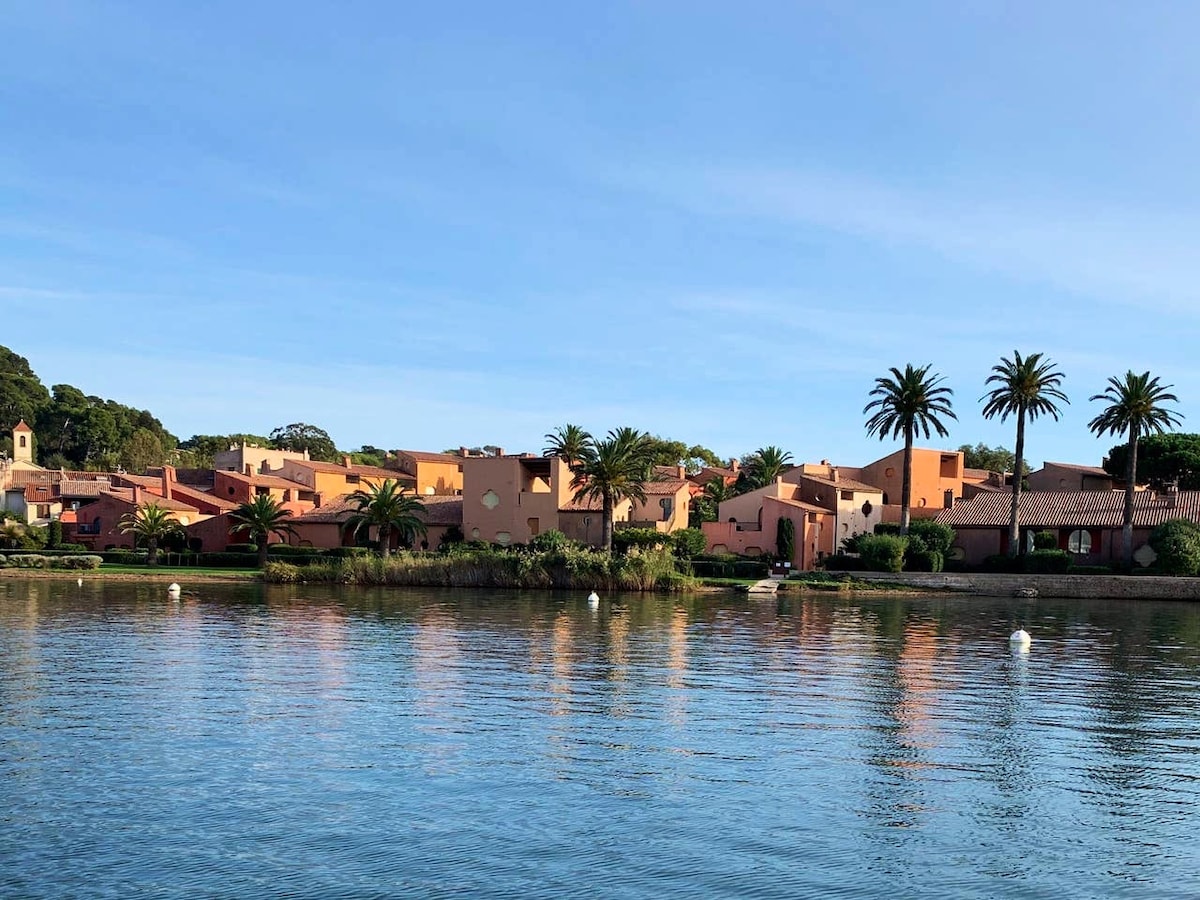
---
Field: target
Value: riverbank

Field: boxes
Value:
[0,567,261,583]
[843,570,1200,600]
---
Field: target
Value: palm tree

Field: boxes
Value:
[1,520,27,550]
[571,428,654,550]
[864,363,957,534]
[119,502,183,566]
[228,495,298,568]
[542,424,593,470]
[981,351,1069,557]
[342,479,427,557]
[1088,371,1183,569]
[746,445,793,488]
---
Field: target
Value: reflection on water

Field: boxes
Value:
[2,580,1200,898]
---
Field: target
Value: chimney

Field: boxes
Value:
[459,446,469,458]
[161,465,176,501]
[343,455,353,469]
[730,458,739,472]
[245,464,253,477]
[944,489,955,508]
[831,466,839,483]
[677,466,686,480]
[493,447,504,458]
[132,485,142,506]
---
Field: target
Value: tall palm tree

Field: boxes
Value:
[571,428,654,550]
[342,479,427,557]
[746,445,793,488]
[0,520,27,550]
[981,351,1069,557]
[542,424,593,470]
[1088,371,1183,569]
[119,502,183,566]
[864,363,957,534]
[228,495,298,568]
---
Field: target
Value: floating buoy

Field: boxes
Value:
[167,583,182,599]
[587,591,600,608]
[1009,628,1031,646]
[77,578,83,587]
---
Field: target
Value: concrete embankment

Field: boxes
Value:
[840,571,1200,600]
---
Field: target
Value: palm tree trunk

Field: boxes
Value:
[1123,425,1139,569]
[602,493,614,551]
[379,524,391,558]
[148,537,158,567]
[258,539,269,569]
[900,424,914,535]
[1009,406,1026,557]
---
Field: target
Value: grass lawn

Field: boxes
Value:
[700,577,762,587]
[99,565,262,578]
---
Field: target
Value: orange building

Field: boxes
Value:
[271,456,414,498]
[391,450,464,496]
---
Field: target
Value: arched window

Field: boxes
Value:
[1068,530,1092,555]
[19,435,26,448]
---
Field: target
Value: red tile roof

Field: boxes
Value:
[101,488,201,513]
[217,470,310,490]
[291,494,359,524]
[419,496,463,526]
[794,473,884,494]
[642,479,690,495]
[770,496,829,514]
[936,490,1200,528]
[23,484,55,501]
[288,460,414,481]
[397,450,462,464]
[1041,461,1111,477]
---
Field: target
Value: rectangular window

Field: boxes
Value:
[840,490,853,501]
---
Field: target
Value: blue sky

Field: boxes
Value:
[4,1,1199,466]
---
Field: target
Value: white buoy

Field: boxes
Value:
[587,591,600,608]
[77,578,83,587]
[1009,628,1031,646]
[167,582,182,599]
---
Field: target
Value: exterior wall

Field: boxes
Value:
[717,480,786,526]
[858,448,964,509]
[462,456,574,546]
[702,500,834,570]
[880,504,943,526]
[214,445,307,473]
[629,485,691,533]
[212,471,314,516]
[274,460,396,498]
[392,454,464,496]
[287,522,353,550]
[701,521,773,559]
[952,525,1153,567]
[1027,464,1114,492]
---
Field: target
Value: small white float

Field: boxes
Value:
[587,591,600,608]
[1009,628,1032,646]
[167,582,182,599]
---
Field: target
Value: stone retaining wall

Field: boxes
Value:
[842,571,1200,600]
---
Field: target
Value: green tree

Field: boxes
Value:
[571,428,654,550]
[958,442,1018,474]
[776,516,796,562]
[0,521,27,550]
[687,445,723,471]
[341,479,427,558]
[119,503,183,566]
[228,495,299,568]
[175,433,274,468]
[981,351,1069,558]
[1089,371,1184,569]
[1103,433,1200,491]
[864,363,957,534]
[120,427,166,474]
[0,346,50,438]
[739,445,793,490]
[270,422,340,462]
[542,424,593,469]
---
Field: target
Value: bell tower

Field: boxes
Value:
[12,420,33,464]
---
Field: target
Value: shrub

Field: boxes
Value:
[266,545,327,558]
[612,528,671,553]
[907,520,956,555]
[858,534,908,572]
[225,543,258,554]
[99,550,149,565]
[438,524,465,549]
[873,523,902,536]
[1148,518,1200,576]
[0,554,5,567]
[822,553,865,571]
[982,554,1019,573]
[841,532,869,554]
[907,550,944,573]
[264,561,305,583]
[326,546,375,559]
[1033,530,1058,550]
[8,554,48,568]
[1069,564,1115,575]
[194,552,259,568]
[672,528,708,559]
[57,542,89,552]
[47,519,63,549]
[776,517,795,562]
[56,555,102,570]
[1025,549,1070,574]
[528,530,571,553]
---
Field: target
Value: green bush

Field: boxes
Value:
[1069,564,1115,575]
[776,517,795,562]
[47,519,63,549]
[907,550,944,573]
[264,561,306,583]
[1148,518,1200,576]
[225,543,258,554]
[528,530,571,553]
[1033,530,1058,550]
[99,550,149,565]
[859,534,908,572]
[0,554,6,567]
[1025,549,1070,574]
[265,545,327,558]
[822,553,865,571]
[612,528,671,553]
[56,555,102,570]
[8,554,48,568]
[841,532,869,554]
[194,552,259,568]
[326,546,375,559]
[907,520,955,555]
[672,528,708,559]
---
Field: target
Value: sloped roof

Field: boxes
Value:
[691,466,737,485]
[419,496,463,525]
[962,467,995,481]
[642,479,690,495]
[23,483,55,501]
[216,469,310,490]
[291,494,359,524]
[769,496,829,514]
[397,450,462,464]
[101,488,201,513]
[288,459,413,480]
[794,472,884,494]
[936,490,1200,528]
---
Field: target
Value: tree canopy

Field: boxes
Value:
[269,422,340,462]
[1104,433,1200,490]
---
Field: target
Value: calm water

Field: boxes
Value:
[2,581,1200,898]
